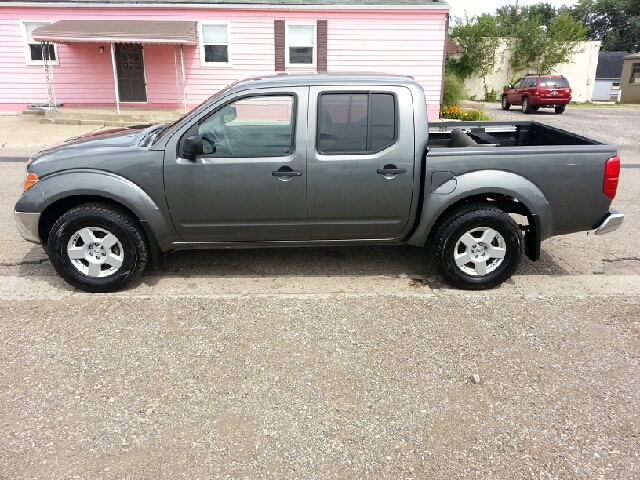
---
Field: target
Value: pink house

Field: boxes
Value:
[0,0,450,120]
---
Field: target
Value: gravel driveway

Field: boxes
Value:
[1,108,639,479]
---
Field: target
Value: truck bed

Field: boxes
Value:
[428,121,601,149]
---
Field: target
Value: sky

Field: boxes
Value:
[447,0,580,21]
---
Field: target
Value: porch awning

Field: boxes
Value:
[31,20,198,45]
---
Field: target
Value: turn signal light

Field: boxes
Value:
[24,172,39,192]
[603,156,620,199]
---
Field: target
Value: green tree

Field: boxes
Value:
[510,11,589,74]
[448,14,502,80]
[571,0,640,52]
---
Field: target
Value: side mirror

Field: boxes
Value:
[222,106,237,123]
[507,84,513,89]
[183,135,204,160]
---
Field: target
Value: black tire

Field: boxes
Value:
[430,203,523,290]
[522,97,532,114]
[532,106,540,112]
[47,203,148,293]
[501,95,511,110]
[555,105,566,114]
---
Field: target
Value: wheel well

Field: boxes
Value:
[39,195,138,247]
[428,194,541,261]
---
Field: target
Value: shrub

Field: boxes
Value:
[439,105,491,121]
[442,74,466,107]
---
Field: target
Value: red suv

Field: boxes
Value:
[501,75,572,114]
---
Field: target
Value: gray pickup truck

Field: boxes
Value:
[14,74,624,292]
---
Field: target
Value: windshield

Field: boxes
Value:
[153,85,232,144]
[540,77,570,88]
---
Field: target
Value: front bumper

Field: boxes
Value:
[14,211,41,244]
[594,209,624,236]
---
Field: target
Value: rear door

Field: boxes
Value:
[306,86,415,240]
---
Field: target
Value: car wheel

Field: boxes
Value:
[431,203,523,290]
[522,97,532,114]
[501,96,511,110]
[555,105,566,114]
[47,203,148,293]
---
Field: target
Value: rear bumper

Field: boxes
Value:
[594,209,624,235]
[14,211,40,244]
[530,98,571,106]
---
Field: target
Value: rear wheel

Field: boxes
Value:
[501,96,511,110]
[522,97,532,114]
[47,203,148,293]
[555,105,566,114]
[431,203,523,290]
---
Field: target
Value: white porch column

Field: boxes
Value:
[110,43,120,114]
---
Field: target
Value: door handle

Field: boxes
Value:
[272,166,303,179]
[377,165,407,176]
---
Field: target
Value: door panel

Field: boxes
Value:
[115,43,147,103]
[306,86,415,240]
[164,88,309,242]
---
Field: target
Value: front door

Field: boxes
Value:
[164,87,310,243]
[115,43,147,103]
[306,86,415,240]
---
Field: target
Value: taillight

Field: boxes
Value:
[604,156,620,199]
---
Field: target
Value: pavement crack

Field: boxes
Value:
[603,257,640,262]
[0,258,49,267]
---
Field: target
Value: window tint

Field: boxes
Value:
[540,77,570,87]
[197,95,294,157]
[317,93,396,155]
[370,94,396,152]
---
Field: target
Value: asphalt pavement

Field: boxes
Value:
[1,107,639,479]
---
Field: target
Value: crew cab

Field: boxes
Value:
[14,74,623,292]
[502,74,572,114]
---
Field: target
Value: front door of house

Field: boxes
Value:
[115,43,147,102]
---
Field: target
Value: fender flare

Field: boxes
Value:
[407,169,552,247]
[37,169,181,250]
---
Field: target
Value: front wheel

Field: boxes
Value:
[501,96,511,110]
[430,203,523,290]
[522,97,532,114]
[555,105,566,114]
[48,203,148,293]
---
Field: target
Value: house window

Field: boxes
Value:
[317,92,397,155]
[287,24,315,66]
[199,23,230,66]
[22,21,58,65]
[630,63,640,84]
[612,82,621,90]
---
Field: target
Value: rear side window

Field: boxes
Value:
[317,92,397,155]
[540,77,570,88]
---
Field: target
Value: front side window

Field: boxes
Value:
[197,95,295,157]
[630,63,640,84]
[317,92,397,155]
[22,21,57,65]
[287,25,315,65]
[200,23,230,65]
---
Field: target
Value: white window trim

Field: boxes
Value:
[198,21,232,68]
[21,20,59,66]
[285,22,316,69]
